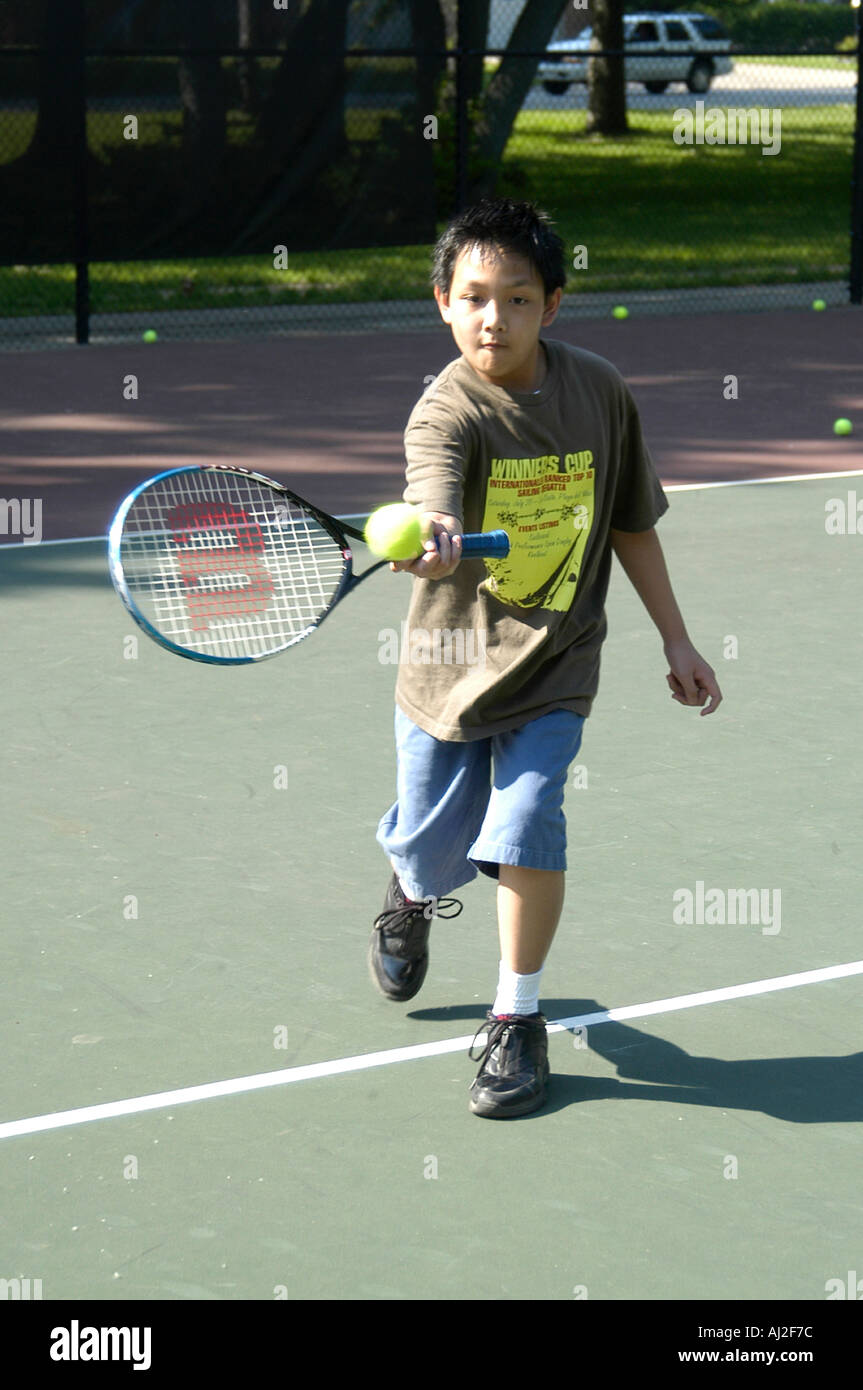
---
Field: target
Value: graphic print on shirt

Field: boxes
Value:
[480,452,596,611]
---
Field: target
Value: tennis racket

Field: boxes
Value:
[108,464,509,665]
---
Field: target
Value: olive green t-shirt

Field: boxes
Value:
[394,337,669,741]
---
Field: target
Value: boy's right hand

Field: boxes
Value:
[390,513,463,580]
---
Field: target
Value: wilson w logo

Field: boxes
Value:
[169,501,274,629]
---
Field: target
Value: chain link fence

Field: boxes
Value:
[0,0,860,349]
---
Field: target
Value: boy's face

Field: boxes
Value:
[434,243,561,392]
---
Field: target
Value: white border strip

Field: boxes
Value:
[3,471,862,552]
[665,468,863,493]
[0,534,104,548]
[2,958,861,1141]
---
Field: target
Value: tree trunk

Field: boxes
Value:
[177,0,227,182]
[254,0,350,165]
[177,59,226,171]
[235,0,352,249]
[469,0,570,201]
[457,0,491,102]
[586,0,628,136]
[411,0,448,120]
[29,0,84,167]
[236,0,261,116]
[409,0,448,227]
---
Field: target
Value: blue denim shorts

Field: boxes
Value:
[376,705,586,901]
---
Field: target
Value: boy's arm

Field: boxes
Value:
[610,526,722,716]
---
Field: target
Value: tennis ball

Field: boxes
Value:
[612,305,629,320]
[812,299,826,312]
[142,329,158,342]
[833,418,853,436]
[364,503,426,561]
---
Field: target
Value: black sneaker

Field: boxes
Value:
[468,1010,549,1118]
[368,873,462,1002]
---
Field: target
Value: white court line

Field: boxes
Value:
[0,535,105,548]
[1,959,861,1142]
[665,468,863,492]
[5,471,863,552]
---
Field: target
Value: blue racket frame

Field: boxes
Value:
[108,464,509,666]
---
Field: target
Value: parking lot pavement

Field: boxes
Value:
[525,62,856,112]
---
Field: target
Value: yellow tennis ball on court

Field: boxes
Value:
[833,418,853,436]
[364,503,426,561]
[812,299,826,312]
[142,329,158,342]
[612,305,629,320]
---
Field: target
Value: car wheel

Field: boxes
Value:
[644,81,668,94]
[542,80,570,96]
[686,60,712,94]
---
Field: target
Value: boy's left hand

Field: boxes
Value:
[663,638,722,715]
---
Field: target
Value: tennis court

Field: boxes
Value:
[1,301,861,1299]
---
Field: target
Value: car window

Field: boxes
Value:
[665,21,689,42]
[693,18,728,40]
[631,21,659,42]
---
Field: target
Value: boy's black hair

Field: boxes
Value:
[431,198,566,299]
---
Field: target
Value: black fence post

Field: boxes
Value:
[851,8,863,304]
[73,0,89,344]
[454,0,468,214]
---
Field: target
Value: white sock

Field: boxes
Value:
[492,961,544,1018]
[398,876,419,903]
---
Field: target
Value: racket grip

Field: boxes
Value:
[457,529,510,559]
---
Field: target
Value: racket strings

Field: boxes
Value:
[120,471,347,659]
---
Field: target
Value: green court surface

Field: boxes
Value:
[1,474,862,1301]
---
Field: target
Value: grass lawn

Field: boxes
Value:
[739,55,856,71]
[500,104,854,292]
[0,102,853,316]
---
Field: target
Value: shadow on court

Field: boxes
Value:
[0,540,111,593]
[0,307,860,541]
[413,1001,863,1124]
[0,558,111,590]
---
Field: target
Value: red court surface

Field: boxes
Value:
[0,305,861,542]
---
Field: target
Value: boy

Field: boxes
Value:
[369,198,722,1119]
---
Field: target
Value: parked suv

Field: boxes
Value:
[537,13,734,95]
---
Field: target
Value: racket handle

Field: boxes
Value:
[457,529,510,559]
